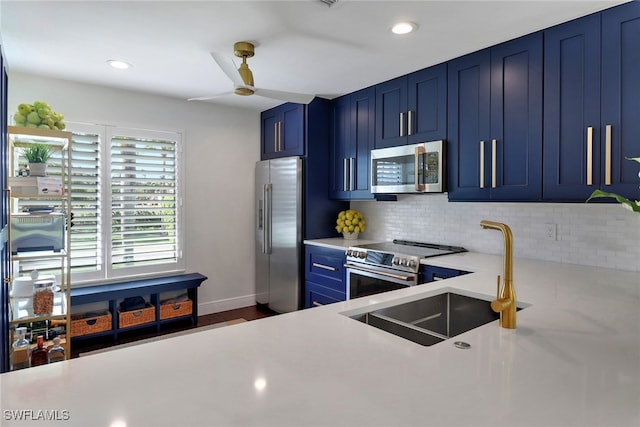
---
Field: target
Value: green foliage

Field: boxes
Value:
[586,157,640,213]
[22,144,54,163]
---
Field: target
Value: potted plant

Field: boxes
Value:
[587,157,640,213]
[335,209,366,240]
[21,144,54,177]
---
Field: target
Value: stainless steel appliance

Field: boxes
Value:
[255,157,302,313]
[345,240,466,299]
[370,140,445,194]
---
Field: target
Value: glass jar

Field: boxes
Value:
[33,279,54,315]
[47,336,65,363]
[10,327,30,370]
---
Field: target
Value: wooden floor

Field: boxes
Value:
[70,304,278,358]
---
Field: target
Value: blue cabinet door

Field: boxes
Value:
[601,1,640,200]
[330,88,375,200]
[375,64,447,149]
[543,14,602,201]
[447,49,491,201]
[448,33,542,201]
[350,87,375,199]
[407,63,447,144]
[330,95,351,200]
[260,103,304,160]
[544,1,640,202]
[375,76,407,148]
[489,34,543,201]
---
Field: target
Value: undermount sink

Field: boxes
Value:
[350,292,521,346]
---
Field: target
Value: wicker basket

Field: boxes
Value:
[160,299,193,320]
[118,304,156,328]
[70,311,112,337]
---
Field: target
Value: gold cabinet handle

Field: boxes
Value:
[407,110,413,136]
[274,122,279,153]
[479,140,485,189]
[587,126,593,186]
[415,145,426,191]
[349,157,355,191]
[343,158,349,192]
[492,139,497,188]
[605,124,612,186]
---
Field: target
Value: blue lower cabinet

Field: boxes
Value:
[421,265,470,283]
[304,281,346,308]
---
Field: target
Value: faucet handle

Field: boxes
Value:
[491,274,512,313]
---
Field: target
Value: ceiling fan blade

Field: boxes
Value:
[187,91,234,101]
[253,87,315,104]
[210,52,244,87]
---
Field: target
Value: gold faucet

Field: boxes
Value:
[480,220,516,329]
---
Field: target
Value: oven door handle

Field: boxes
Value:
[345,264,415,282]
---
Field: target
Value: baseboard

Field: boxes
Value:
[198,294,257,316]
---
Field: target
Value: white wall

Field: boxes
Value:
[352,193,640,272]
[8,72,260,315]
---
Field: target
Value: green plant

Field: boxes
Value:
[22,144,54,163]
[586,157,640,213]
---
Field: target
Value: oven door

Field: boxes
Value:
[346,263,418,299]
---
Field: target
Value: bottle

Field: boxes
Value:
[47,337,65,363]
[30,335,49,367]
[10,327,30,370]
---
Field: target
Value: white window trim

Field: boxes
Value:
[67,122,185,286]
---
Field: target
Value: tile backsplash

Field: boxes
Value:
[351,194,640,272]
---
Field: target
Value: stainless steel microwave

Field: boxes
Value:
[370,140,445,194]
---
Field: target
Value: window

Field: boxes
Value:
[31,123,184,285]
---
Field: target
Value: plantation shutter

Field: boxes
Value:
[69,130,101,275]
[110,132,178,270]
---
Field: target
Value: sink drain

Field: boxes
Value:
[453,341,471,349]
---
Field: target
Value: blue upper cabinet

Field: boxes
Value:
[448,33,543,201]
[261,102,304,160]
[330,87,375,200]
[544,1,640,201]
[375,64,447,149]
[602,1,640,200]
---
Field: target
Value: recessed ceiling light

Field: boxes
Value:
[391,22,418,35]
[107,59,132,70]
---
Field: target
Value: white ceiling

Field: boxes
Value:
[0,0,629,111]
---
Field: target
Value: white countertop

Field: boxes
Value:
[1,250,639,427]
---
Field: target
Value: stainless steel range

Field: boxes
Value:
[345,240,467,299]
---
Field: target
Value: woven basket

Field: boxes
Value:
[160,299,193,320]
[70,312,112,337]
[118,304,156,328]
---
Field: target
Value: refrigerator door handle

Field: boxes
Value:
[264,183,272,254]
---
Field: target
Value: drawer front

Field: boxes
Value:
[304,281,346,309]
[305,245,346,292]
[421,265,470,283]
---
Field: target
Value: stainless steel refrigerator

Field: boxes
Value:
[255,157,302,313]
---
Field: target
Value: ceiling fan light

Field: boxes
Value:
[391,22,417,35]
[234,87,255,96]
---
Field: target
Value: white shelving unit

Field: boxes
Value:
[6,125,72,368]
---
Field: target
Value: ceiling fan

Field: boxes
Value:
[189,41,315,104]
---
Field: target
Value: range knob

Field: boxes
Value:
[358,251,366,259]
[407,259,417,268]
[392,256,400,265]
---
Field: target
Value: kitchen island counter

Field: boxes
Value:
[1,252,639,426]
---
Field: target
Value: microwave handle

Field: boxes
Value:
[415,145,426,191]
